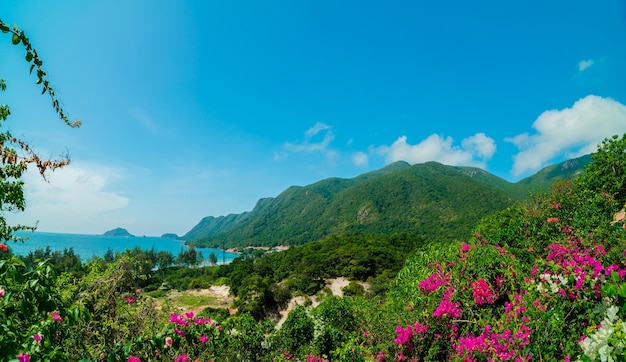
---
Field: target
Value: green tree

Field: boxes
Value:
[0,19,80,244]
[578,134,626,208]
[0,19,82,360]
[209,250,218,266]
[156,249,174,270]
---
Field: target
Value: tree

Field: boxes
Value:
[0,19,82,360]
[156,250,174,269]
[578,134,626,209]
[0,19,81,245]
[209,251,218,266]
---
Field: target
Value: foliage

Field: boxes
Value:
[578,134,626,209]
[4,19,626,362]
[190,161,524,248]
[188,157,589,249]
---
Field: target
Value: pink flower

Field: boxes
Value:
[433,300,462,318]
[418,271,450,294]
[394,325,413,345]
[16,353,30,362]
[185,311,194,319]
[51,311,63,323]
[128,357,141,362]
[547,217,559,224]
[165,336,173,346]
[33,334,42,343]
[174,354,189,362]
[199,334,209,343]
[0,287,4,298]
[125,296,136,304]
[363,331,370,337]
[471,279,496,305]
[414,322,429,334]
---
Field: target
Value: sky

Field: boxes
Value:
[1,1,626,236]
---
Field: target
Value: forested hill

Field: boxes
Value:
[185,155,591,249]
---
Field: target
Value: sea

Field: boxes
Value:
[7,231,239,265]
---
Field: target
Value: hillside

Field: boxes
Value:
[101,227,134,237]
[185,156,590,249]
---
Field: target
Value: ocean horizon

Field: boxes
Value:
[7,231,239,265]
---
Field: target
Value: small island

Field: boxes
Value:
[161,233,179,239]
[101,227,135,237]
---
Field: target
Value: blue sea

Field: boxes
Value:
[7,231,239,265]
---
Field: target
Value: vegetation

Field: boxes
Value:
[2,20,625,362]
[186,158,589,249]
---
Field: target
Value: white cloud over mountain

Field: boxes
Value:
[374,133,496,169]
[507,95,626,177]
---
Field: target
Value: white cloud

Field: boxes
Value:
[352,151,369,167]
[7,162,130,232]
[374,133,496,168]
[578,59,594,72]
[283,122,335,153]
[507,95,626,177]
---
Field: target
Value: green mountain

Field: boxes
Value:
[185,156,591,249]
[102,227,134,237]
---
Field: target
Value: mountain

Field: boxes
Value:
[514,154,592,192]
[102,227,134,237]
[185,156,591,249]
[160,233,179,239]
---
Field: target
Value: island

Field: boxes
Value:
[160,233,179,239]
[101,227,135,237]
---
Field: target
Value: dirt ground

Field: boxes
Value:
[161,278,366,326]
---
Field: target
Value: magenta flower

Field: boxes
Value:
[185,311,194,319]
[128,357,141,362]
[125,296,136,304]
[51,311,63,323]
[0,287,5,298]
[418,271,450,293]
[199,334,209,343]
[433,300,462,318]
[16,353,30,362]
[33,333,42,343]
[173,354,189,362]
[414,322,429,334]
[394,325,413,345]
[471,279,496,305]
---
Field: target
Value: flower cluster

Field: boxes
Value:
[418,264,450,294]
[471,279,496,305]
[579,304,626,361]
[433,288,462,319]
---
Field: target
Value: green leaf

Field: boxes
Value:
[25,52,32,62]
[11,34,20,45]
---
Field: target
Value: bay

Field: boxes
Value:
[8,231,239,265]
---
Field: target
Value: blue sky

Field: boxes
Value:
[1,1,626,236]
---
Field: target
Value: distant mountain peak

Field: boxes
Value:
[102,227,134,237]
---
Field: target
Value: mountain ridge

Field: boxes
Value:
[184,155,591,249]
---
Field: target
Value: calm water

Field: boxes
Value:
[8,231,239,265]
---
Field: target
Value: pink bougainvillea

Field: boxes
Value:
[471,279,496,305]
